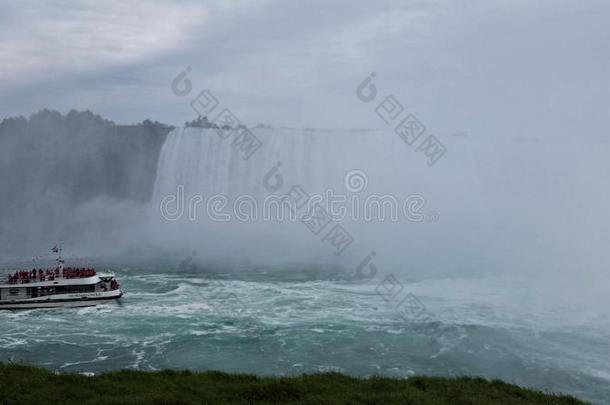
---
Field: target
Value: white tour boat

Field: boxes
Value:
[0,246,122,310]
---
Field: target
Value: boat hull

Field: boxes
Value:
[0,290,122,310]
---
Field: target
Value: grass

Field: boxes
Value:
[0,363,589,404]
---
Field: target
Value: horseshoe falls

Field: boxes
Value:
[150,127,609,278]
[150,127,495,273]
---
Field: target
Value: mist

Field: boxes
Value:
[1,113,608,283]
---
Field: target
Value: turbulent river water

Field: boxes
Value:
[1,263,609,404]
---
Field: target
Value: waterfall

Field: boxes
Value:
[151,127,610,276]
[152,127,474,205]
[150,127,494,274]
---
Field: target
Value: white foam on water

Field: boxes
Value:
[2,269,610,404]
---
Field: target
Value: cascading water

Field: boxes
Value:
[150,127,494,274]
[150,126,610,276]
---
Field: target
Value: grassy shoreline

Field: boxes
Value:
[0,363,588,404]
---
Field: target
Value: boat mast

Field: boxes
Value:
[54,243,64,272]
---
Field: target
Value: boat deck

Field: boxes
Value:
[2,268,99,288]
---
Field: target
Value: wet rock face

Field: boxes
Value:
[0,110,172,205]
[0,110,172,252]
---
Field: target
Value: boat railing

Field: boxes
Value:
[5,268,97,285]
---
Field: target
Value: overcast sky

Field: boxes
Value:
[0,0,609,135]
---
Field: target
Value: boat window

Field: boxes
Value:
[55,284,96,294]
[9,288,19,296]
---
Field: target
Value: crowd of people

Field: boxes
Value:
[63,267,97,279]
[5,267,97,284]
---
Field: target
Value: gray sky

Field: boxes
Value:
[1,0,609,135]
